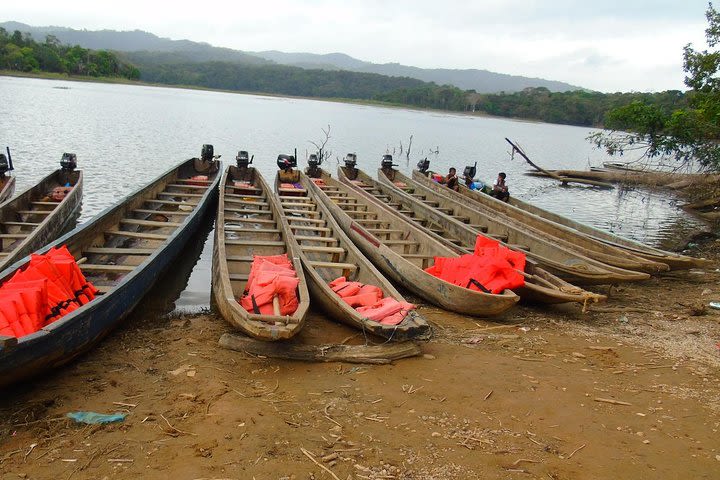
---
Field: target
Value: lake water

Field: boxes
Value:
[0,76,706,312]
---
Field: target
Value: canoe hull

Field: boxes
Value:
[416,170,668,275]
[277,172,431,341]
[360,167,604,305]
[388,170,649,285]
[0,159,219,388]
[211,166,309,341]
[311,171,519,317]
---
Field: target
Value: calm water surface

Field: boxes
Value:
[0,76,706,312]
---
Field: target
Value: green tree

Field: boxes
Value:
[589,2,720,169]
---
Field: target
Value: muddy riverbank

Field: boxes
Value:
[1,245,720,479]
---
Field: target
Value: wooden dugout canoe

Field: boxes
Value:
[379,169,649,285]
[212,165,309,341]
[274,169,430,340]
[0,168,83,273]
[309,169,520,317]
[0,157,220,387]
[444,175,703,270]
[0,175,15,204]
[417,170,668,275]
[340,166,604,306]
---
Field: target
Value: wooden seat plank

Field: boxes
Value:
[225,240,285,247]
[80,264,136,272]
[17,210,52,215]
[286,216,326,225]
[120,219,182,228]
[224,226,280,234]
[166,183,208,189]
[293,235,338,244]
[157,192,203,198]
[106,230,169,240]
[2,221,41,227]
[144,199,198,206]
[133,209,190,216]
[84,247,155,255]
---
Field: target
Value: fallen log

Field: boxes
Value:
[218,333,422,364]
[505,138,614,189]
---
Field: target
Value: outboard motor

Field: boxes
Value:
[0,154,9,177]
[417,158,430,174]
[463,162,477,180]
[380,154,396,171]
[60,152,77,171]
[201,144,214,162]
[306,153,322,178]
[277,154,297,172]
[236,150,253,169]
[343,153,357,170]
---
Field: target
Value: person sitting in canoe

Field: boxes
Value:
[444,167,460,191]
[489,172,509,202]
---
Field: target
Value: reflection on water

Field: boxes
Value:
[0,76,710,308]
[517,182,706,246]
[124,213,214,317]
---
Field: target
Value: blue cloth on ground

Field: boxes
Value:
[66,411,127,424]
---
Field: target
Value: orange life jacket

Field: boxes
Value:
[425,250,525,295]
[50,185,73,201]
[239,254,300,316]
[328,277,414,324]
[188,175,209,186]
[356,297,415,325]
[0,246,97,336]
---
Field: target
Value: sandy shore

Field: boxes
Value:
[1,246,719,479]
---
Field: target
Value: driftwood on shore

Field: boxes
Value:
[218,333,422,364]
[526,168,719,189]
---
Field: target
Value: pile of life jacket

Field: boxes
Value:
[329,276,415,325]
[279,182,303,190]
[0,246,98,338]
[239,254,300,316]
[188,175,208,186]
[50,184,73,202]
[310,178,326,187]
[424,235,526,294]
[430,173,444,183]
[393,181,407,188]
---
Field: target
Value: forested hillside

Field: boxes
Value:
[1,21,580,94]
[0,24,690,131]
[0,27,138,79]
[130,56,429,99]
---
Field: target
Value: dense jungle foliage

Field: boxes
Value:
[0,28,139,79]
[590,2,720,169]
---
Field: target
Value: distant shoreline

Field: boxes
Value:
[0,70,495,119]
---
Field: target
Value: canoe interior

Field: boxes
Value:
[275,169,430,340]
[0,169,83,271]
[0,158,220,387]
[343,166,604,306]
[213,165,309,340]
[310,168,519,317]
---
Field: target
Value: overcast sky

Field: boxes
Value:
[2,0,713,92]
